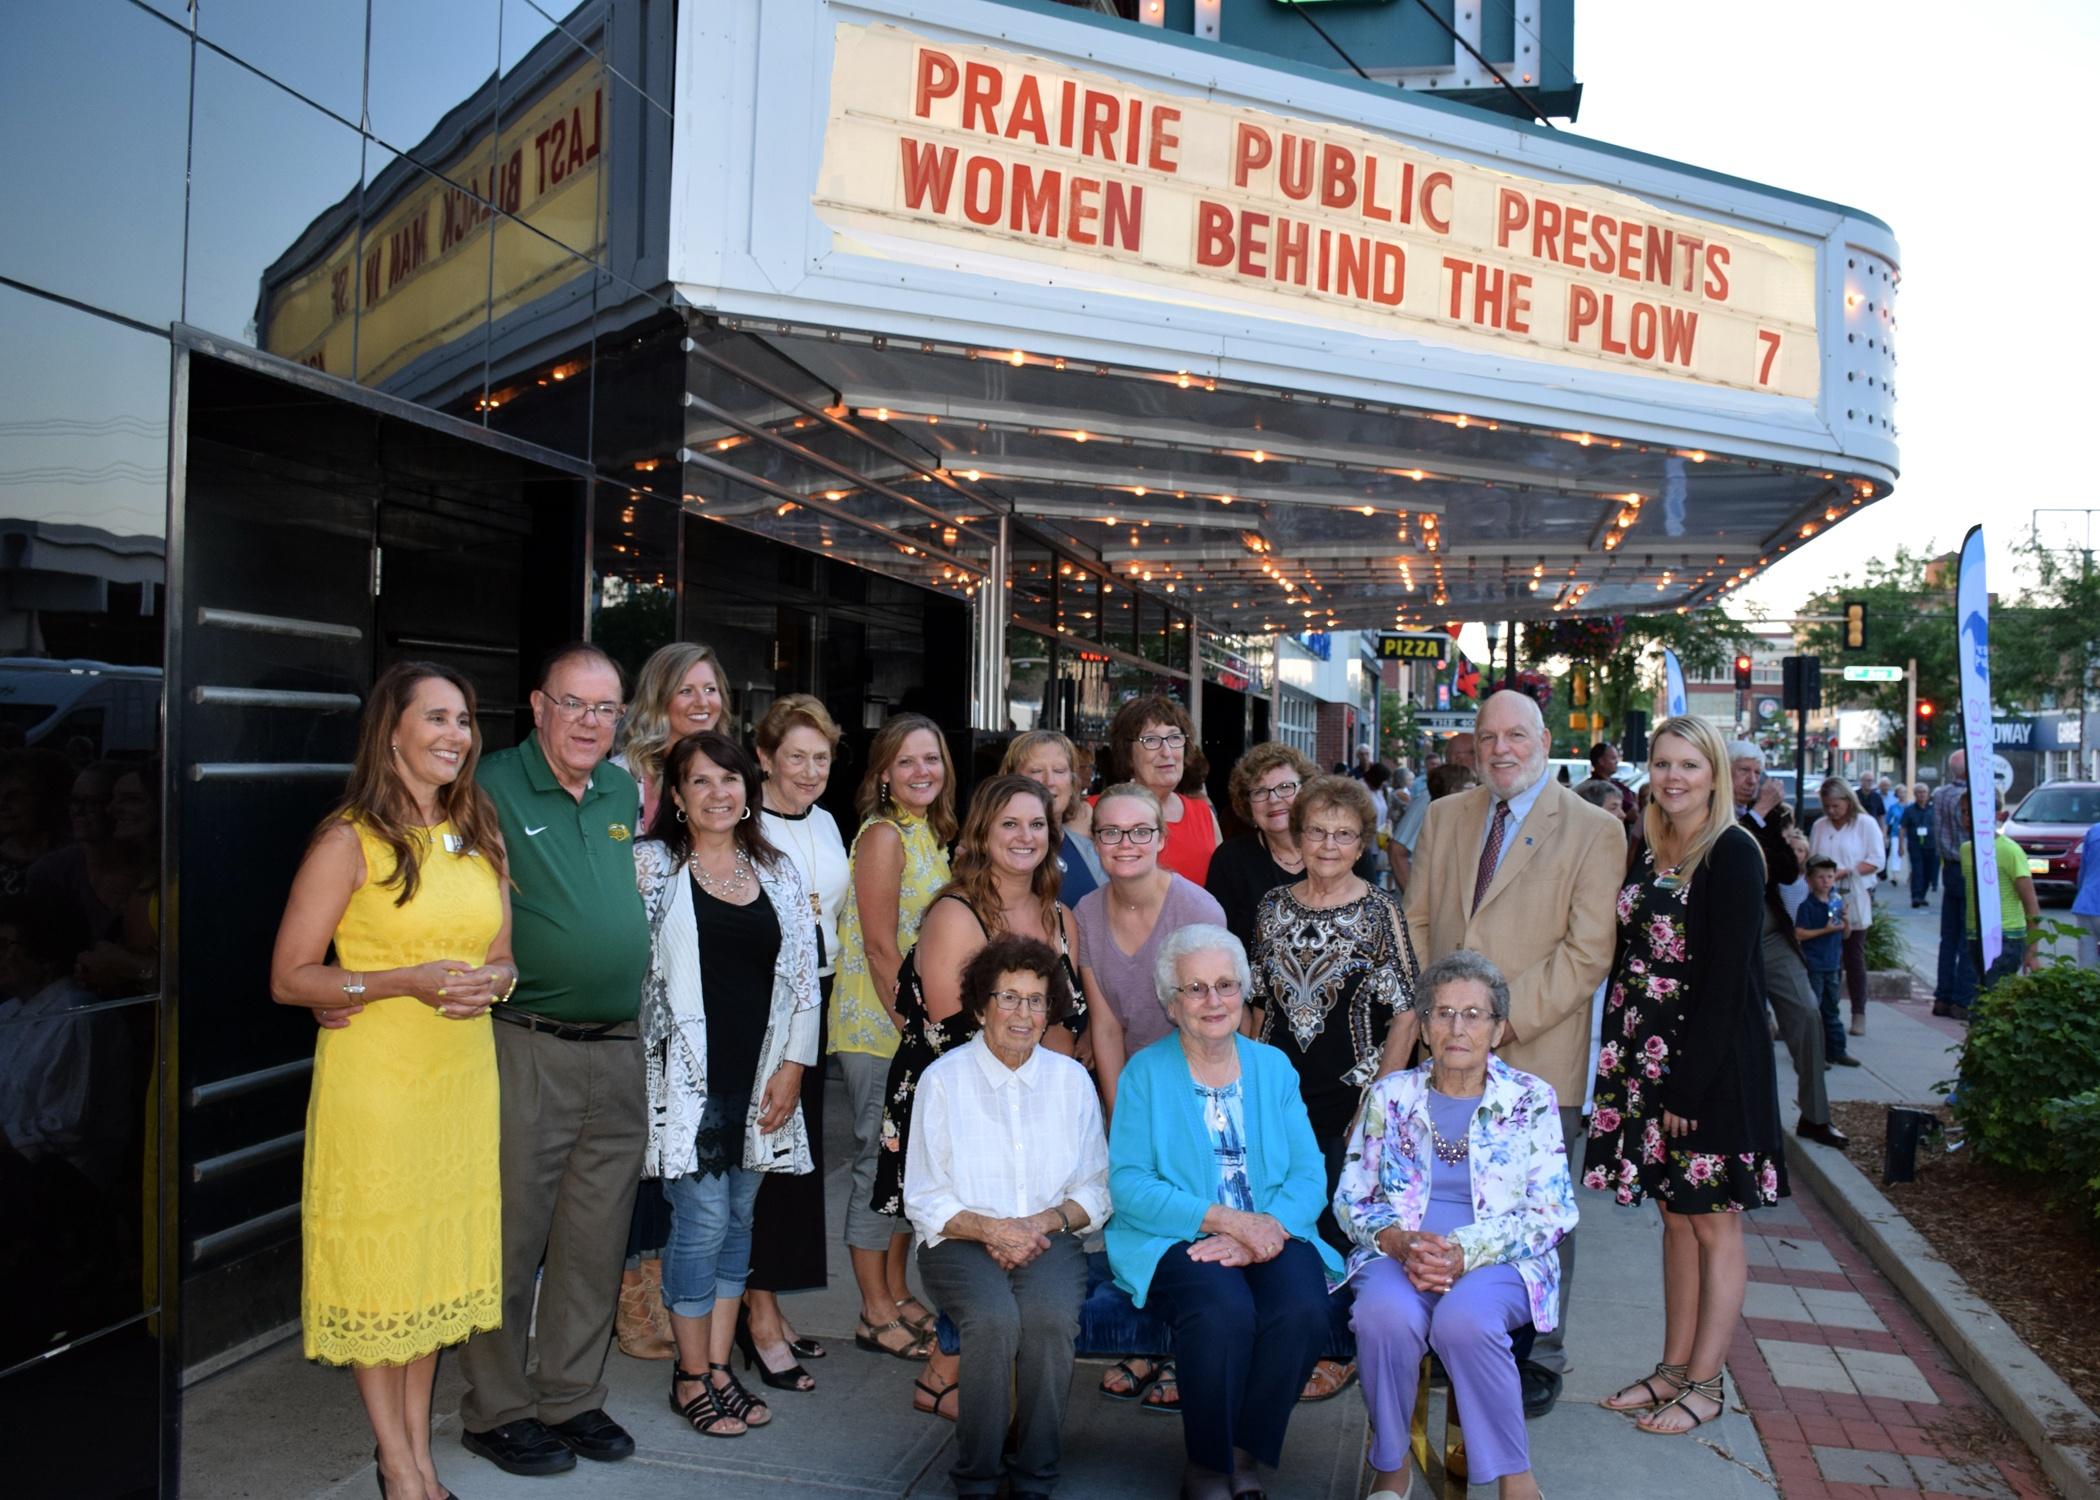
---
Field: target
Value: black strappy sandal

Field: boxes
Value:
[1637,1372,1725,1435]
[1099,1357,1161,1403]
[670,1365,745,1437]
[1601,1360,1688,1412]
[707,1362,772,1428]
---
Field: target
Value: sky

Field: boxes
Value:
[1569,0,2100,616]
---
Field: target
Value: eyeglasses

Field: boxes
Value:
[550,695,625,723]
[1302,826,1362,847]
[1428,1005,1493,1029]
[1249,780,1302,803]
[989,990,1049,1014]
[1173,979,1243,1001]
[1136,733,1187,751]
[1095,824,1159,845]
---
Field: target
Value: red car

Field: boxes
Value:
[2004,781,2100,903]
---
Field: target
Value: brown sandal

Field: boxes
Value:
[1636,1372,1725,1435]
[855,1316,931,1360]
[1299,1358,1358,1402]
[895,1296,938,1339]
[1602,1361,1688,1412]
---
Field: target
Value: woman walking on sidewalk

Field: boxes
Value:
[1586,716,1785,1437]
[1808,777,1884,1037]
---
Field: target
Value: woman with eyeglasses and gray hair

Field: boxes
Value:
[1334,950,1575,1500]
[1105,923,1340,1500]
[1245,772,1419,1403]
[904,935,1109,1500]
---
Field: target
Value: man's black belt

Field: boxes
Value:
[491,1007,637,1042]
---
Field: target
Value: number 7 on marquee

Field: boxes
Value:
[1756,329,1782,387]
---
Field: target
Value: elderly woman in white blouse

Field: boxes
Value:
[1808,776,1885,1037]
[905,934,1110,1500]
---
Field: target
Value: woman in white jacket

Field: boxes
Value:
[1808,777,1885,1037]
[637,731,819,1439]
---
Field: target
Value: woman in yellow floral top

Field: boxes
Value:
[832,712,956,1359]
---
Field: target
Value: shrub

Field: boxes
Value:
[2043,1089,2100,1228]
[1954,957,2100,1223]
[1861,912,1909,973]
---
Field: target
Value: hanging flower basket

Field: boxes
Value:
[1524,615,1626,663]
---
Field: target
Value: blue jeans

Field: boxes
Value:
[661,1165,764,1316]
[1967,935,2026,995]
[1936,861,1977,1009]
[1807,967,1847,1059]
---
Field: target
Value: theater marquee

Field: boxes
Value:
[814,24,1819,400]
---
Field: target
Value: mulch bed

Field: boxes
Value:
[1827,1099,2100,1422]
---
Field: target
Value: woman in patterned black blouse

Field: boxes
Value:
[1247,774,1419,1401]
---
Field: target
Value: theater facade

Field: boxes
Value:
[0,0,1894,1491]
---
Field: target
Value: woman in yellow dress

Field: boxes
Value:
[831,712,954,1360]
[271,662,516,1500]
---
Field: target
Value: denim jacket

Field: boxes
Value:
[1332,1054,1577,1332]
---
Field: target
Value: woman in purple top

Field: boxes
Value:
[1076,781,1225,1411]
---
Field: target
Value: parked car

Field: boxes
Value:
[2004,781,2100,903]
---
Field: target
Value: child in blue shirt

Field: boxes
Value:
[1795,857,1854,1065]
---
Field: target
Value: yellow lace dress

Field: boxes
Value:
[301,819,503,1366]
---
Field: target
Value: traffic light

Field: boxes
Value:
[1734,654,1753,692]
[1917,699,1935,722]
[1842,600,1868,650]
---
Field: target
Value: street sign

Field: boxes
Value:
[1841,665,1904,682]
[1415,711,1475,733]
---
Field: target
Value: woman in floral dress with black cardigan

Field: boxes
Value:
[1584,714,1784,1436]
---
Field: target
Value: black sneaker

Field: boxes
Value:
[462,1417,578,1475]
[1517,1358,1562,1418]
[1829,1053,1863,1067]
[549,1408,635,1462]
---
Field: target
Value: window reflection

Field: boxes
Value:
[196,0,366,124]
[189,48,366,361]
[0,287,164,1376]
[366,0,501,168]
[0,0,187,327]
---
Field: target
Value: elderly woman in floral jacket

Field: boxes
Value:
[1334,949,1576,1500]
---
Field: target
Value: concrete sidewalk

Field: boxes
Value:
[185,1066,1779,1500]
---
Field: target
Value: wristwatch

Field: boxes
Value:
[1052,1204,1074,1234]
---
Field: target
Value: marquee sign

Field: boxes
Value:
[813,24,1819,399]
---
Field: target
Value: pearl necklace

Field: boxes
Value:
[689,845,752,898]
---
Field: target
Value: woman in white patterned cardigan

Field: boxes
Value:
[636,731,819,1440]
[1334,949,1576,1500]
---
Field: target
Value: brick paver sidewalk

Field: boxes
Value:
[1727,1181,2055,1499]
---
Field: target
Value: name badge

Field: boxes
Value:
[442,833,465,854]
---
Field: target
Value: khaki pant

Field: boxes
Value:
[1761,908,1831,1126]
[458,1021,647,1430]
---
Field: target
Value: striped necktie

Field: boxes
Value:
[1472,800,1511,913]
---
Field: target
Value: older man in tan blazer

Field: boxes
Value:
[1402,690,1624,1403]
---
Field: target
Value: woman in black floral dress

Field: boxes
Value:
[1584,716,1783,1437]
[868,774,1085,1420]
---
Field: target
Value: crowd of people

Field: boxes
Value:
[277,642,2046,1500]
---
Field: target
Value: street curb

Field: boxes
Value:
[1784,1131,2100,1500]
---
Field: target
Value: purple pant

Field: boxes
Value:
[1349,1257,1533,1481]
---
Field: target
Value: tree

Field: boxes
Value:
[1795,544,2072,763]
[1523,608,1758,748]
[2000,534,2100,758]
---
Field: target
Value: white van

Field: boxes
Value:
[0,658,162,758]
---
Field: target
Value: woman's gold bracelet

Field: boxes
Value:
[496,970,519,1003]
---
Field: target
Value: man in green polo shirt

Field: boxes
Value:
[459,643,652,1477]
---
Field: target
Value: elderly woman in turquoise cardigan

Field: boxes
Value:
[1106,923,1341,1500]
[1334,950,1575,1500]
